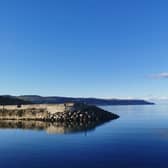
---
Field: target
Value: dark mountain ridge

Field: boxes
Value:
[17,95,154,106]
[0,96,31,105]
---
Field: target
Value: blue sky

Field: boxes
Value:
[0,0,167,99]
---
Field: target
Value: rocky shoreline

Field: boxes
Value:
[48,104,119,122]
[0,103,119,122]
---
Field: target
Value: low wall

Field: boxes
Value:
[0,103,75,114]
[0,103,119,122]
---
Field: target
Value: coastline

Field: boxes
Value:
[0,103,119,122]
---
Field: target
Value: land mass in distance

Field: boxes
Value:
[0,95,154,106]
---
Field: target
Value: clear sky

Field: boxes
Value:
[0,0,167,98]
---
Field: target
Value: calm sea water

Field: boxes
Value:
[0,105,168,168]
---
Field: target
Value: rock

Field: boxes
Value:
[0,103,119,123]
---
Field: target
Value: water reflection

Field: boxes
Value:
[0,119,116,134]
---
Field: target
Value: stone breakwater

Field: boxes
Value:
[0,103,119,122]
[48,105,119,122]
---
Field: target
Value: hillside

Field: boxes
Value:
[0,96,32,105]
[18,95,154,106]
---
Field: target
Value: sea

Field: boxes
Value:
[0,104,168,168]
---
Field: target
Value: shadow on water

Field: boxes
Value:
[0,119,117,134]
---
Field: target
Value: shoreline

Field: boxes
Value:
[0,103,119,122]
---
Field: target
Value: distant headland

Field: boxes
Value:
[0,95,154,106]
